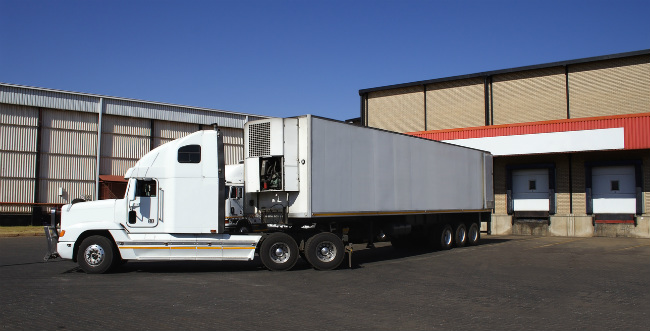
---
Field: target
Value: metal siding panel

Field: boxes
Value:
[569,55,650,118]
[426,78,485,130]
[0,124,37,152]
[224,144,243,165]
[40,154,96,181]
[410,113,650,151]
[0,85,98,113]
[100,134,150,159]
[42,128,97,156]
[100,158,137,177]
[0,104,38,126]
[492,67,567,125]
[43,108,98,131]
[105,99,250,128]
[102,115,151,136]
[39,179,96,204]
[0,178,34,213]
[154,120,197,140]
[367,86,425,133]
[1,152,36,178]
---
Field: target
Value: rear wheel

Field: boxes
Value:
[438,224,453,250]
[304,232,345,270]
[467,223,480,246]
[77,235,117,274]
[260,233,299,271]
[454,223,467,247]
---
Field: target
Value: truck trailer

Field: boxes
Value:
[45,115,494,273]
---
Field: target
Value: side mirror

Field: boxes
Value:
[128,179,137,201]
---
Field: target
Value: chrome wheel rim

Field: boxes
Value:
[315,241,336,263]
[269,242,290,263]
[443,229,452,246]
[84,244,105,266]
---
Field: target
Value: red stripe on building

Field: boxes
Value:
[408,112,650,150]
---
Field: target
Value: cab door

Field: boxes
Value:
[127,179,159,228]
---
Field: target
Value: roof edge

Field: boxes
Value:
[359,49,650,95]
[0,82,269,119]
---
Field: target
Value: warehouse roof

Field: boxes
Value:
[359,49,650,95]
[0,82,268,129]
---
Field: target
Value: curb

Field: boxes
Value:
[0,232,45,238]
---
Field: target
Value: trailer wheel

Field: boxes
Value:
[304,232,345,270]
[77,235,117,274]
[260,233,299,271]
[467,223,480,246]
[438,225,453,250]
[454,223,467,247]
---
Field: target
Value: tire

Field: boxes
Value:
[304,232,345,270]
[438,224,453,250]
[467,223,480,246]
[454,223,467,247]
[260,233,299,271]
[77,235,117,274]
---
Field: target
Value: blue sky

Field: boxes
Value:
[1,0,649,121]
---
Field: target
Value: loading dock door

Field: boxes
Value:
[512,169,550,211]
[592,166,636,214]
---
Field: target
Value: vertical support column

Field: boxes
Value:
[423,84,427,131]
[31,108,43,225]
[94,98,104,201]
[150,119,155,151]
[565,65,571,119]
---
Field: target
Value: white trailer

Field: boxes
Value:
[45,115,493,273]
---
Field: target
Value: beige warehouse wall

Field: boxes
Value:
[367,86,424,133]
[569,55,650,118]
[492,67,567,125]
[426,78,485,130]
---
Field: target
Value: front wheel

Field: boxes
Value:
[260,233,299,271]
[304,232,345,270]
[77,235,117,274]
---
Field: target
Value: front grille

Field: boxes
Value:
[248,122,270,157]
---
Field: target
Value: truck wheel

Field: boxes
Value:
[77,235,117,274]
[260,233,299,271]
[438,225,453,250]
[304,232,345,270]
[467,223,480,246]
[454,223,467,247]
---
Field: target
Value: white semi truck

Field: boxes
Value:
[45,115,494,273]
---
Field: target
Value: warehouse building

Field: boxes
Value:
[359,49,650,238]
[0,83,267,225]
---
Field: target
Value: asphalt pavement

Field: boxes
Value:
[1,235,648,330]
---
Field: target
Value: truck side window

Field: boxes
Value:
[178,145,201,163]
[136,180,157,197]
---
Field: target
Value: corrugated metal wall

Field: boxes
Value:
[40,109,97,203]
[0,104,37,213]
[569,55,650,118]
[426,78,485,130]
[101,115,151,176]
[492,67,567,125]
[367,86,424,133]
[0,83,262,216]
[221,127,244,164]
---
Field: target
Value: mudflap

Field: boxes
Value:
[43,225,59,261]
